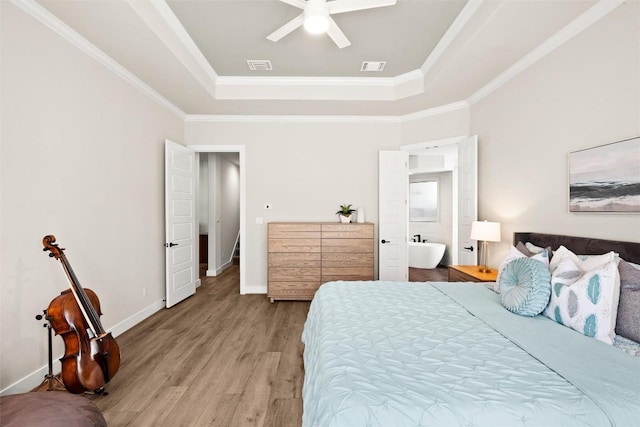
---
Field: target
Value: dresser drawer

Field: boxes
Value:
[269,253,321,267]
[269,238,321,253]
[268,281,322,302]
[322,224,374,239]
[322,268,374,282]
[322,238,374,253]
[269,267,320,281]
[322,252,374,268]
[269,223,321,238]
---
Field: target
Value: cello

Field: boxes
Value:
[43,235,120,394]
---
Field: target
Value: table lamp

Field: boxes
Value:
[470,220,501,273]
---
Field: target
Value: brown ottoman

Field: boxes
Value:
[0,392,106,426]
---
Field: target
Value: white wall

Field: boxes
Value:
[186,120,400,291]
[401,107,470,145]
[198,155,210,234]
[0,3,184,393]
[470,1,640,268]
[205,153,240,274]
[185,114,469,292]
[218,155,240,264]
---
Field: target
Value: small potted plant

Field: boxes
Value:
[336,204,355,223]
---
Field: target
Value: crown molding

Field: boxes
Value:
[468,0,624,105]
[185,101,468,124]
[401,101,469,122]
[185,114,402,124]
[421,0,484,76]
[127,0,218,99]
[11,0,186,119]
[215,71,424,101]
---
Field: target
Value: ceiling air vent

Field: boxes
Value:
[361,61,386,72]
[247,60,273,71]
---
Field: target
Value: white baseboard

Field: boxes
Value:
[242,285,267,294]
[206,260,233,277]
[109,299,165,338]
[0,299,165,396]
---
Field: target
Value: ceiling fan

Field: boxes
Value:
[267,0,397,49]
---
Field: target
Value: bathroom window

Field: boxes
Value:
[409,180,438,222]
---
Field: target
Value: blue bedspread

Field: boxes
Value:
[301,281,640,427]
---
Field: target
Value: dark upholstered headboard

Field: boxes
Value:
[513,232,640,264]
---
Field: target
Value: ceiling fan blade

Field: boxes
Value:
[328,0,397,15]
[326,17,350,49]
[279,0,307,10]
[267,14,305,42]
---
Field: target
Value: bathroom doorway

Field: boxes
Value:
[401,136,478,280]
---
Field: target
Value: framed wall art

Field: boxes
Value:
[569,136,640,213]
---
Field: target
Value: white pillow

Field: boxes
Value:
[525,242,546,254]
[549,245,618,273]
[495,245,550,293]
[544,254,621,345]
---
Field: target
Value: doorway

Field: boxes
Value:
[401,135,477,270]
[378,136,477,282]
[190,145,246,295]
[198,152,240,278]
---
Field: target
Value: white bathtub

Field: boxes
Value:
[408,241,446,269]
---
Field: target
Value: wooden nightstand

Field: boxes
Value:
[448,265,498,282]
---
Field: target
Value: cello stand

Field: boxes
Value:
[35,310,66,392]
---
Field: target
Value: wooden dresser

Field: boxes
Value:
[268,222,374,302]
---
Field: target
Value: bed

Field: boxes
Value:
[301,233,640,427]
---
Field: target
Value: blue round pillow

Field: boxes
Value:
[499,257,551,316]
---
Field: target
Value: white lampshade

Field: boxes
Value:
[470,220,501,242]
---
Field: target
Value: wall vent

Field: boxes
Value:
[361,61,386,72]
[247,60,273,71]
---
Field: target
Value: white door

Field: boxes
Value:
[165,140,197,308]
[458,136,478,265]
[378,151,408,281]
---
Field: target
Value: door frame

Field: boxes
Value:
[189,144,247,295]
[400,135,474,266]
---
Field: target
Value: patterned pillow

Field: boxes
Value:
[499,257,551,316]
[544,254,621,344]
[495,245,550,293]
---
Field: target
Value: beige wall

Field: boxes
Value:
[186,120,401,291]
[401,107,470,145]
[0,3,183,393]
[185,112,470,291]
[470,1,640,267]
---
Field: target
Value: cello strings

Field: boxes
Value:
[58,252,104,337]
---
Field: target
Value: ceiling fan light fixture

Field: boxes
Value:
[304,0,330,34]
[304,15,329,34]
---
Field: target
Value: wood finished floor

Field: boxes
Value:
[93,265,310,426]
[408,266,449,282]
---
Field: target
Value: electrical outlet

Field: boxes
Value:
[264,203,272,209]
[142,287,148,297]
